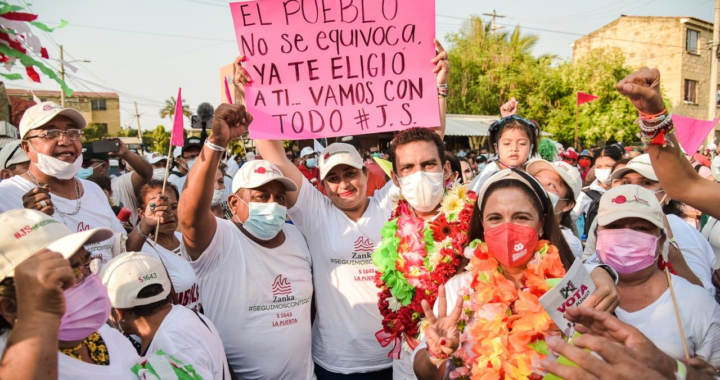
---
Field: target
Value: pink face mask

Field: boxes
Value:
[59,274,111,341]
[596,229,660,274]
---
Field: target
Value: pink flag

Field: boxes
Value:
[577,92,599,105]
[170,88,184,147]
[673,115,718,154]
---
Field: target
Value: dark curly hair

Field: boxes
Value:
[389,127,445,174]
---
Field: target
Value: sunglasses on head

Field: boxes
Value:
[488,115,539,134]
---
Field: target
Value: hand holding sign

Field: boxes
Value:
[615,67,665,116]
[421,285,463,362]
[542,334,667,380]
[565,307,679,379]
[210,104,253,147]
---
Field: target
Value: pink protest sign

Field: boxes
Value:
[229,0,439,140]
[674,115,718,154]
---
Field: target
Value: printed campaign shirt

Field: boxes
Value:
[182,219,314,380]
[0,176,126,266]
[288,177,394,374]
[143,232,201,311]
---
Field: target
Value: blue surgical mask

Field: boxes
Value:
[233,197,287,240]
[77,167,94,179]
[477,163,486,172]
[305,158,317,169]
[185,159,197,171]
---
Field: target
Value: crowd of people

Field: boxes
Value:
[1,44,720,380]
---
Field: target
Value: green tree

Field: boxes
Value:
[115,129,138,137]
[82,123,108,142]
[149,125,170,154]
[160,96,192,121]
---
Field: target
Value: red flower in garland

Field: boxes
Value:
[430,213,455,241]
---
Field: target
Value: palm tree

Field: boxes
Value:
[160,96,192,121]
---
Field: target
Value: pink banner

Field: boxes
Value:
[674,115,718,155]
[229,0,439,140]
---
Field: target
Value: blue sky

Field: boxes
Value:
[8,0,715,130]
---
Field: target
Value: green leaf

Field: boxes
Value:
[528,340,549,355]
[0,72,22,80]
[30,20,69,33]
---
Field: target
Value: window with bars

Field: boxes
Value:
[686,29,700,53]
[91,99,107,111]
[684,79,698,103]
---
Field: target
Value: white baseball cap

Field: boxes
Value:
[173,146,182,158]
[526,159,582,201]
[318,143,363,180]
[19,101,87,139]
[611,154,657,181]
[0,140,29,169]
[597,185,664,230]
[0,209,113,281]
[300,147,316,158]
[100,252,171,309]
[146,152,168,165]
[231,159,297,194]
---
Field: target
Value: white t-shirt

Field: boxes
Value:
[142,232,200,311]
[182,218,314,380]
[571,180,606,222]
[167,172,183,185]
[468,161,499,194]
[171,175,188,197]
[616,275,720,365]
[58,324,139,380]
[111,172,138,226]
[226,160,240,178]
[0,176,126,267]
[561,227,583,260]
[701,217,720,269]
[666,214,716,295]
[287,177,394,374]
[147,305,230,380]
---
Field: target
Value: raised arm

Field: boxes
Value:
[431,40,448,140]
[616,68,720,219]
[112,139,152,193]
[231,56,306,208]
[179,104,251,260]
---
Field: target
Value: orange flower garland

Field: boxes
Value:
[450,239,566,380]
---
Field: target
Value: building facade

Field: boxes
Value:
[572,15,719,138]
[6,89,121,135]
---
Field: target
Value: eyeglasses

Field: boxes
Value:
[488,115,539,134]
[26,129,84,142]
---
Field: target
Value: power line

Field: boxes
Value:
[436,14,689,49]
[48,22,234,43]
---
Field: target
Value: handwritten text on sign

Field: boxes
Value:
[229,0,439,139]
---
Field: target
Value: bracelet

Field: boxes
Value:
[638,108,667,119]
[426,347,449,361]
[437,83,448,89]
[135,223,152,240]
[205,139,226,152]
[638,113,673,134]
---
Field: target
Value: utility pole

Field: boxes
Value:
[708,0,720,144]
[134,101,145,155]
[59,45,65,107]
[482,10,505,36]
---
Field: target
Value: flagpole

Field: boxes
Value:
[665,268,691,359]
[154,129,175,245]
[574,97,579,152]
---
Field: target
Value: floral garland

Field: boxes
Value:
[448,239,567,380]
[372,182,477,359]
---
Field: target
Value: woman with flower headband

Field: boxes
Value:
[412,169,620,380]
[468,98,541,194]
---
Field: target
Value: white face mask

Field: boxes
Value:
[27,141,82,180]
[595,168,611,184]
[211,188,225,206]
[152,168,166,180]
[398,171,445,212]
[548,191,568,213]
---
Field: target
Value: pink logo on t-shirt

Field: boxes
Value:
[353,237,375,252]
[272,274,292,296]
[77,222,90,232]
